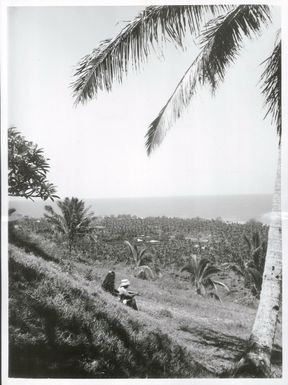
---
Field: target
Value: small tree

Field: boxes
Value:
[8,127,59,200]
[181,255,229,301]
[124,240,155,279]
[44,197,96,257]
[229,231,267,298]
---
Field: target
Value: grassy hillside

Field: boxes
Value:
[9,244,212,378]
[8,220,282,378]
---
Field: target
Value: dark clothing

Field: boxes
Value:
[118,286,138,310]
[102,271,118,296]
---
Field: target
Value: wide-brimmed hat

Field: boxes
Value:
[120,279,130,287]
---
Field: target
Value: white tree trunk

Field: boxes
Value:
[235,147,282,377]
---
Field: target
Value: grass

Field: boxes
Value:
[9,245,212,378]
[8,228,282,378]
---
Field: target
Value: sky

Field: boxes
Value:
[8,5,281,199]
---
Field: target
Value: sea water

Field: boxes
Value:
[8,194,273,224]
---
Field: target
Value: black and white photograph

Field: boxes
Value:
[1,0,287,382]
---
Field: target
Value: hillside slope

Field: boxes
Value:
[8,241,282,378]
[9,244,212,378]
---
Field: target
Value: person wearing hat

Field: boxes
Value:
[117,279,138,310]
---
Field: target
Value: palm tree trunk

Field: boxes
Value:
[234,147,282,377]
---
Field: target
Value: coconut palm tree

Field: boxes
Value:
[44,197,96,258]
[181,255,229,301]
[72,5,281,377]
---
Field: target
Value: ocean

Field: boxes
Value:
[8,194,273,224]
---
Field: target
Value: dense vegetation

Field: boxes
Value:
[8,127,58,200]
[8,212,281,378]
[18,213,268,272]
[8,222,213,378]
[9,192,281,378]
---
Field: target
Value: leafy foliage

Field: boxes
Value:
[44,197,96,257]
[72,5,280,152]
[228,231,267,297]
[8,127,59,200]
[34,211,267,274]
[146,5,272,154]
[124,240,155,279]
[72,5,230,105]
[181,255,229,300]
[260,33,281,139]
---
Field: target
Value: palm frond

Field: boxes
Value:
[145,5,271,155]
[246,267,263,289]
[180,263,194,275]
[72,5,230,105]
[229,262,245,276]
[212,279,230,292]
[135,265,155,279]
[124,240,138,264]
[260,32,281,142]
[138,247,148,260]
[201,265,221,280]
[139,251,153,267]
[205,277,219,292]
[197,257,210,277]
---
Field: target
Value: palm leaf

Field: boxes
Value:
[139,250,153,267]
[145,5,271,155]
[180,263,194,275]
[124,240,138,264]
[201,265,221,280]
[205,277,219,292]
[138,246,148,259]
[72,5,230,105]
[211,279,230,292]
[246,267,263,289]
[260,32,281,142]
[135,265,155,279]
[229,263,245,276]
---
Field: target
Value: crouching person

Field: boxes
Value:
[118,279,138,311]
[102,271,119,296]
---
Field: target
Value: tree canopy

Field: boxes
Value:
[8,127,59,201]
[44,197,96,257]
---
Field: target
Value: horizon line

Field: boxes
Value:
[9,193,273,201]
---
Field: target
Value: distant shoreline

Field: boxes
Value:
[9,194,273,224]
